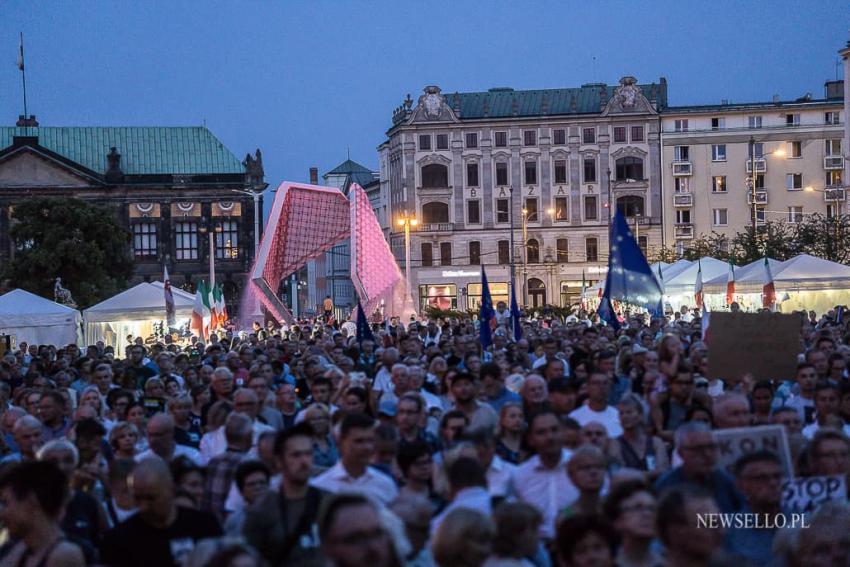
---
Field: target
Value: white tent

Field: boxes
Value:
[703,258,783,293]
[663,257,733,309]
[0,289,82,348]
[83,282,195,357]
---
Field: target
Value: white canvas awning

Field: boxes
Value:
[0,289,82,347]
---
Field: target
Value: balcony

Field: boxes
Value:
[746,191,768,205]
[415,223,453,232]
[746,159,767,174]
[672,161,692,176]
[673,193,693,207]
[824,156,845,170]
[824,188,847,202]
[674,223,694,239]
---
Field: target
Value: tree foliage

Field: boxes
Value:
[2,197,134,308]
[793,213,850,265]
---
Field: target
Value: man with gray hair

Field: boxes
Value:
[713,393,752,429]
[199,388,272,464]
[654,421,745,513]
[1,415,43,463]
[135,413,201,464]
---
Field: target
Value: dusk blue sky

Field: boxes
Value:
[1,1,847,217]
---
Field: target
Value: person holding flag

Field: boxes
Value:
[725,259,736,305]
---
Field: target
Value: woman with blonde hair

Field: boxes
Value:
[109,421,139,459]
[431,508,495,567]
[495,402,525,465]
[79,386,104,419]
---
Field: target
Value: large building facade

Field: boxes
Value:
[0,121,265,313]
[381,78,668,311]
[660,84,845,251]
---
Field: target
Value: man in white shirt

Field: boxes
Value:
[371,348,400,400]
[135,413,200,463]
[311,413,398,506]
[568,372,623,438]
[430,457,491,535]
[198,389,272,465]
[514,410,578,541]
[802,382,850,439]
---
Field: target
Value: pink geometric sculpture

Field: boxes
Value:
[251,181,407,323]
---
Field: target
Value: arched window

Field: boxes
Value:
[526,238,540,264]
[421,202,449,224]
[615,156,644,181]
[421,164,449,188]
[616,195,645,218]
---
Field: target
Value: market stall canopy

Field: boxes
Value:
[83,282,194,323]
[720,254,850,293]
[587,260,689,295]
[663,258,732,295]
[659,259,693,284]
[703,258,782,293]
[0,289,82,347]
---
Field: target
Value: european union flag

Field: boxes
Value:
[598,212,662,323]
[510,285,522,340]
[479,266,496,348]
[355,301,374,344]
[597,292,621,331]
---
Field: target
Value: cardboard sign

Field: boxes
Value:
[706,312,801,382]
[715,425,793,478]
[781,476,846,514]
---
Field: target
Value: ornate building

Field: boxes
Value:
[380,78,667,310]
[0,119,265,313]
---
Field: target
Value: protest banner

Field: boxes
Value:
[706,312,801,382]
[715,425,793,478]
[781,476,847,514]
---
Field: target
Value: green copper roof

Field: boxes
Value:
[0,126,245,175]
[326,158,373,175]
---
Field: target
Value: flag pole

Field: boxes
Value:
[18,33,28,126]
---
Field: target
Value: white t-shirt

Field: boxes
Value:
[568,402,623,438]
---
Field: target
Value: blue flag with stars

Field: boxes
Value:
[355,301,375,344]
[598,212,663,323]
[510,285,522,340]
[479,266,496,348]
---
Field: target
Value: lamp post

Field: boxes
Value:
[231,188,263,256]
[606,168,613,258]
[197,221,222,287]
[747,137,786,235]
[397,211,418,305]
[521,207,529,307]
[509,185,516,304]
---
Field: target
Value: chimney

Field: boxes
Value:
[309,167,319,185]
[772,94,780,104]
[825,80,844,100]
[15,115,38,127]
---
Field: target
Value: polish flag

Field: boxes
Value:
[762,257,776,309]
[725,260,735,305]
[694,261,703,309]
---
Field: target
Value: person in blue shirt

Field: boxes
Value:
[480,362,520,412]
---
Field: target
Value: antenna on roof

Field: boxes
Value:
[592,55,597,81]
[347,146,350,160]
[837,58,842,81]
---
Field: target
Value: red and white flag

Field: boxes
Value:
[725,259,735,305]
[762,257,776,309]
[701,304,711,343]
[694,261,704,309]
[163,266,175,327]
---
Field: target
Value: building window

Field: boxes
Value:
[554,196,568,221]
[674,146,689,161]
[582,128,596,144]
[174,221,198,261]
[418,135,431,150]
[495,131,507,147]
[675,177,690,193]
[826,139,842,156]
[825,111,841,125]
[524,161,537,185]
[436,134,448,150]
[422,202,449,224]
[585,238,598,262]
[584,195,598,220]
[789,141,802,158]
[754,173,765,190]
[711,144,727,161]
[496,198,509,223]
[465,132,478,148]
[469,241,481,265]
[756,207,766,223]
[421,243,433,267]
[467,282,509,310]
[613,127,627,143]
[785,113,800,126]
[498,240,510,264]
[215,221,239,259]
[523,130,537,146]
[749,142,765,159]
[583,158,596,183]
[553,129,566,145]
[524,198,539,222]
[827,204,837,219]
[711,117,725,130]
[556,238,569,263]
[440,242,452,266]
[674,119,689,132]
[712,176,727,193]
[421,164,448,187]
[466,162,479,186]
[615,157,643,181]
[630,125,644,142]
[526,239,540,264]
[788,206,803,223]
[132,223,158,258]
[617,195,644,217]
[467,200,481,224]
[554,160,567,184]
[713,209,728,226]
[495,162,509,186]
[826,170,843,187]
[786,173,803,191]
[676,210,691,224]
[748,116,762,129]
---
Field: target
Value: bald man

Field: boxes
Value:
[135,414,201,464]
[100,457,221,567]
[198,388,273,465]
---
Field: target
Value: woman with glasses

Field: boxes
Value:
[602,479,662,567]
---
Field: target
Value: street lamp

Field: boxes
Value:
[197,221,223,288]
[231,188,264,256]
[397,211,418,305]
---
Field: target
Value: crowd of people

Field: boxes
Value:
[0,303,848,567]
